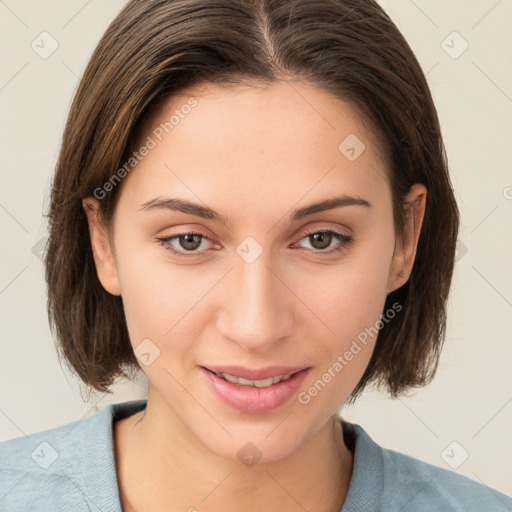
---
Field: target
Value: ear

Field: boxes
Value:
[387,183,427,293]
[82,197,121,296]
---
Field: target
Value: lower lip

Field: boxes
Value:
[200,367,311,414]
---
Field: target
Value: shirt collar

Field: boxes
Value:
[339,420,384,512]
[81,400,382,512]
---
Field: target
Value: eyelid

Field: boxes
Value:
[293,224,352,242]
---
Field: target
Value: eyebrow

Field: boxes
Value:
[139,194,372,225]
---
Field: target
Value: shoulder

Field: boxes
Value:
[0,411,99,511]
[0,399,147,511]
[342,421,512,512]
[380,444,511,511]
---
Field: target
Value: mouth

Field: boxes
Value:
[202,367,306,388]
[200,365,312,414]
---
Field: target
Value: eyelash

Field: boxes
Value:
[156,229,354,258]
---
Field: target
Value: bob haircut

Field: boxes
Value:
[45,0,459,403]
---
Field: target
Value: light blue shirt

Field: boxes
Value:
[1,399,511,511]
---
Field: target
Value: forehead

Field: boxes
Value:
[120,81,389,218]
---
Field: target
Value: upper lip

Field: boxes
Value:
[202,365,309,380]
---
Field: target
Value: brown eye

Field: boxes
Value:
[177,233,203,251]
[308,232,333,250]
[296,229,354,254]
[156,231,214,257]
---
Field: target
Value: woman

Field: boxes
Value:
[1,0,510,510]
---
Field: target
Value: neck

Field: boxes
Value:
[114,390,353,512]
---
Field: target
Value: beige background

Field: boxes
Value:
[0,0,511,498]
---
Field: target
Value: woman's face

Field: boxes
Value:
[85,80,423,462]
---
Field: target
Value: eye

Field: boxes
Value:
[294,229,353,254]
[156,231,215,257]
[156,228,354,258]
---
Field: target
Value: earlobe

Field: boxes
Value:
[82,197,121,296]
[387,184,427,294]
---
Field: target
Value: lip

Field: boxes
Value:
[202,365,308,380]
[200,366,311,414]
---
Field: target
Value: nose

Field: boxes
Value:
[216,249,295,353]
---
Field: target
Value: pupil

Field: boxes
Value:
[181,234,201,250]
[311,232,331,250]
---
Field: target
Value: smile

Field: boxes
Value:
[209,369,300,388]
[200,366,311,414]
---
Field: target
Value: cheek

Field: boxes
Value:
[293,273,388,410]
[294,243,392,337]
[289,236,392,387]
[296,270,386,370]
[112,233,202,347]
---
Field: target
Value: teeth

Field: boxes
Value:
[215,371,295,388]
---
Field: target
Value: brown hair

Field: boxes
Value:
[45,0,459,402]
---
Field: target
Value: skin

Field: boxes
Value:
[83,80,426,511]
